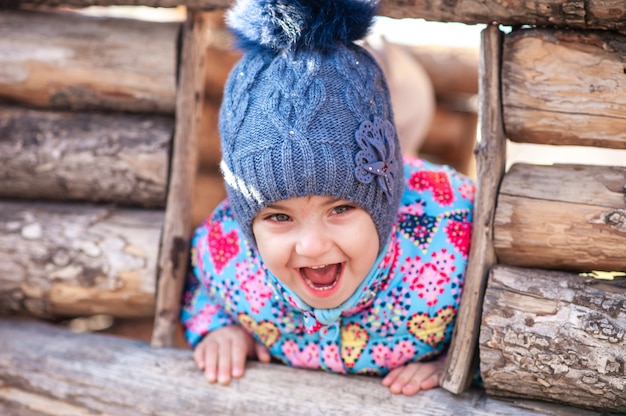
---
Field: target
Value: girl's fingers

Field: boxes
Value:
[203,341,219,383]
[217,339,233,385]
[230,341,249,379]
[419,371,441,391]
[382,362,443,396]
[193,344,205,370]
[255,342,271,363]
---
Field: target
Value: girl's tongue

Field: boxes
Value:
[301,264,340,289]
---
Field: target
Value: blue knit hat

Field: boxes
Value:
[219,0,403,249]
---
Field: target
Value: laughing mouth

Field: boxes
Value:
[300,264,341,291]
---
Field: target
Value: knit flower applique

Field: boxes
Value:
[354,116,398,203]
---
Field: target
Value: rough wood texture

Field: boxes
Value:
[503,28,626,149]
[0,201,162,319]
[480,265,626,413]
[0,9,178,114]
[441,24,506,394]
[152,10,206,348]
[3,0,625,30]
[0,318,603,416]
[0,105,173,207]
[378,0,626,30]
[494,163,626,272]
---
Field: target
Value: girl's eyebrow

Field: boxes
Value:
[261,202,287,211]
[263,197,347,211]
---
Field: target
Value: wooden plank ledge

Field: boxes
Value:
[0,318,604,416]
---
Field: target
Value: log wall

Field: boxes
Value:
[480,265,626,413]
[0,9,179,114]
[0,105,173,207]
[494,163,626,272]
[502,29,626,149]
[0,201,161,318]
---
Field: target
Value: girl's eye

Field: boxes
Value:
[269,213,290,222]
[333,205,353,215]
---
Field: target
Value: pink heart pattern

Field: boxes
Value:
[282,340,320,369]
[371,340,416,369]
[207,220,240,274]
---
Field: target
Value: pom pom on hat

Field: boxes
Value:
[227,0,379,53]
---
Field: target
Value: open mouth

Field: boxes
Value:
[300,264,342,292]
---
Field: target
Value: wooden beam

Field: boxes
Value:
[0,105,173,207]
[0,202,161,319]
[440,24,506,394]
[0,318,602,416]
[480,265,626,413]
[3,0,625,30]
[503,28,626,149]
[0,9,178,114]
[378,0,626,30]
[494,163,626,272]
[152,10,207,348]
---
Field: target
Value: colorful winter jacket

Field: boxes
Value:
[181,157,475,375]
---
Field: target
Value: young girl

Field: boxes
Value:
[181,0,475,396]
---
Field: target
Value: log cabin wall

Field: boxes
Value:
[0,8,184,321]
[475,25,626,413]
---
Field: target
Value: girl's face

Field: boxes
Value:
[252,195,379,309]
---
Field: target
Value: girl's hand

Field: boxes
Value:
[193,325,271,385]
[381,360,444,396]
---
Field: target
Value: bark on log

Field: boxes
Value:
[494,163,626,272]
[0,9,178,114]
[3,0,625,30]
[152,10,206,348]
[0,201,161,319]
[0,318,602,416]
[378,0,626,30]
[440,24,505,394]
[503,28,626,149]
[0,105,173,207]
[480,265,626,413]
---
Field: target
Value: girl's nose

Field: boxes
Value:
[295,224,332,258]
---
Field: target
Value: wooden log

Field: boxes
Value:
[440,24,506,394]
[0,201,161,319]
[3,0,625,30]
[0,9,178,114]
[503,28,626,149]
[494,163,626,272]
[480,265,626,413]
[404,44,479,97]
[0,105,173,207]
[421,105,477,177]
[0,318,603,416]
[152,10,206,348]
[379,0,626,30]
